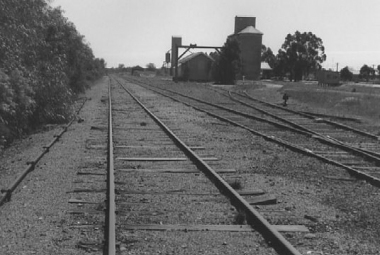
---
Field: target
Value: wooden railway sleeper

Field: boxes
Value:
[113,77,303,255]
[242,91,379,140]
[128,80,380,187]
[146,84,380,166]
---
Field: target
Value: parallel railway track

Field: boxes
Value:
[0,97,87,206]
[120,76,380,186]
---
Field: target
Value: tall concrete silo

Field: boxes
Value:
[231,16,263,80]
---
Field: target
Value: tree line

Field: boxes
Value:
[212,31,327,84]
[340,65,380,82]
[0,0,106,145]
[212,29,380,85]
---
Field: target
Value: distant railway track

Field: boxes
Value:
[214,87,380,158]
[121,75,380,187]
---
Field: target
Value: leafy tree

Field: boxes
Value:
[211,37,241,84]
[276,31,326,81]
[359,64,375,82]
[146,63,156,71]
[261,45,276,68]
[0,0,106,143]
[340,66,353,81]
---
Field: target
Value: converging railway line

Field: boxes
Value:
[104,77,304,254]
[121,75,380,186]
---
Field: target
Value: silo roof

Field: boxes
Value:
[238,26,263,35]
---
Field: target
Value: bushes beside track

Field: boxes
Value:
[0,0,106,146]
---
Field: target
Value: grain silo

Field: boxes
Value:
[230,16,263,80]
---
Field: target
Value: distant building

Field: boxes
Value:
[348,67,360,82]
[229,16,263,80]
[261,62,272,79]
[316,69,340,86]
[178,52,214,82]
[131,65,144,75]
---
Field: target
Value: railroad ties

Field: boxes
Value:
[68,75,380,254]
[76,77,303,254]
[131,79,380,187]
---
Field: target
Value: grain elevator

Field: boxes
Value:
[230,16,263,80]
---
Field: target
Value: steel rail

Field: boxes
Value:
[0,98,87,207]
[242,91,379,140]
[131,81,380,165]
[113,77,302,255]
[105,78,116,255]
[224,90,380,158]
[226,90,324,135]
[236,90,380,158]
[123,78,380,187]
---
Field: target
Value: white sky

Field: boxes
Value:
[50,0,380,70]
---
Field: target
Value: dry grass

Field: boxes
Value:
[278,82,380,123]
[227,179,243,190]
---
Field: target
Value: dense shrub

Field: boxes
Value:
[211,37,241,84]
[0,0,106,144]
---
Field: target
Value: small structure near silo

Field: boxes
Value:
[316,69,340,86]
[229,16,263,80]
[169,36,221,81]
[261,62,273,79]
[178,52,214,82]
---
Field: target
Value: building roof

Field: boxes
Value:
[238,26,263,35]
[132,65,144,70]
[261,62,272,70]
[348,67,360,75]
[178,52,214,64]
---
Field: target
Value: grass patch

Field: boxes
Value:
[233,210,246,224]
[227,179,243,190]
[279,82,380,123]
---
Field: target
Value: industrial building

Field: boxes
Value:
[169,16,263,82]
[316,69,340,86]
[229,16,263,80]
[178,52,214,82]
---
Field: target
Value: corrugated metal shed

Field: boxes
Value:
[179,52,214,64]
[178,52,214,82]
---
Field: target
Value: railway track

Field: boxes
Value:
[0,97,87,207]
[228,89,380,154]
[119,75,380,186]
[1,76,379,254]
[71,76,315,254]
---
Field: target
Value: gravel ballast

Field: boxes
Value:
[1,75,380,254]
